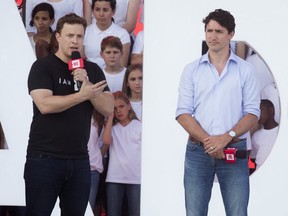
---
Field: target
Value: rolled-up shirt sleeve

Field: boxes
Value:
[176,63,195,119]
[242,63,261,119]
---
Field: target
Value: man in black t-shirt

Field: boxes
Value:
[24,13,114,216]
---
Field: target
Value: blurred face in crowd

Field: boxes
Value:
[114,98,131,125]
[93,1,115,28]
[101,46,123,68]
[127,69,143,95]
[258,103,270,125]
[33,11,54,33]
[205,19,234,54]
[55,23,85,62]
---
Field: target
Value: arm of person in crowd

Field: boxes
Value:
[121,43,131,67]
[101,113,114,156]
[122,0,141,34]
[130,51,143,65]
[83,0,92,25]
[72,0,84,17]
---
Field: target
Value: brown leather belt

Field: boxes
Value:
[188,136,246,146]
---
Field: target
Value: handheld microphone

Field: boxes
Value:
[68,51,84,91]
[224,148,248,163]
[235,150,248,159]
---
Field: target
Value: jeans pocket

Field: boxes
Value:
[187,140,201,152]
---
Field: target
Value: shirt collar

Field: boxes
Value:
[200,49,238,64]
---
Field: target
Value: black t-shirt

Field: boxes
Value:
[27,54,109,159]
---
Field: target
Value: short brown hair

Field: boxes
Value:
[101,36,123,52]
[56,13,87,34]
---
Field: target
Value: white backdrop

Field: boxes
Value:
[1,0,288,216]
[142,0,288,216]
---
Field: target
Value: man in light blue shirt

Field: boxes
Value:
[176,9,260,216]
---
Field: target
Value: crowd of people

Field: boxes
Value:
[0,2,280,216]
[1,0,143,216]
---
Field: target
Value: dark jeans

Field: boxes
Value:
[24,153,91,216]
[107,183,141,216]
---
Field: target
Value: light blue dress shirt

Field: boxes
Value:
[176,51,260,139]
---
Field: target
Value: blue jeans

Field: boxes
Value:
[24,153,91,216]
[184,140,249,216]
[106,183,141,216]
[89,170,101,210]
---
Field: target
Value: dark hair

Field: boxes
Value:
[122,64,143,98]
[92,110,105,136]
[261,99,275,110]
[55,13,87,34]
[101,36,123,52]
[29,2,55,29]
[92,0,116,11]
[56,13,87,34]
[202,9,235,34]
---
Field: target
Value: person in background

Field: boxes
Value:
[84,0,131,69]
[28,2,54,56]
[102,91,141,216]
[100,36,126,92]
[87,110,106,214]
[122,64,143,121]
[250,99,279,172]
[83,0,140,35]
[24,13,114,216]
[176,9,260,216]
[25,0,83,36]
[130,30,143,65]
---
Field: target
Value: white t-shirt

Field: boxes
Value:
[261,83,280,123]
[130,100,142,121]
[106,120,142,184]
[132,30,143,54]
[84,22,130,69]
[103,67,126,93]
[25,0,83,33]
[87,118,103,173]
[246,53,274,91]
[250,126,279,169]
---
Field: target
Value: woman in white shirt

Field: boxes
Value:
[28,2,54,56]
[84,0,131,69]
[25,0,83,35]
[83,0,140,34]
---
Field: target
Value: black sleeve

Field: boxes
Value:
[85,61,110,92]
[27,58,53,94]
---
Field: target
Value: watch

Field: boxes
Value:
[228,130,236,138]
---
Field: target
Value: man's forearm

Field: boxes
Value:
[176,113,209,142]
[229,113,258,138]
[90,91,114,117]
